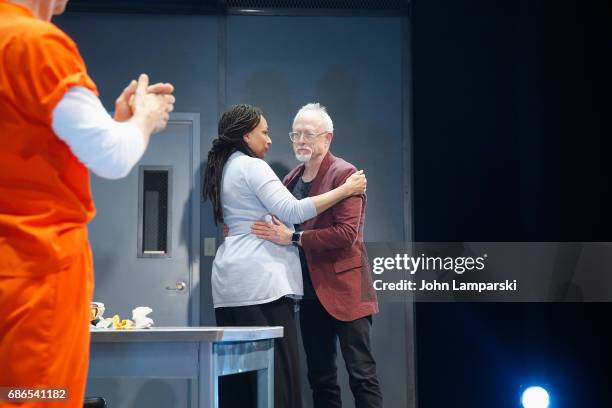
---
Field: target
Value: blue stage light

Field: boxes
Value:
[521,386,550,408]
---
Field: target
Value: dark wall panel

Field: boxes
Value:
[411,0,612,407]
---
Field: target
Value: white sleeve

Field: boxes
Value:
[244,158,317,224]
[51,86,146,179]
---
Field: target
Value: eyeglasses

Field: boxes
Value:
[288,131,328,143]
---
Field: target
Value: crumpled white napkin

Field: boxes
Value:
[132,306,154,329]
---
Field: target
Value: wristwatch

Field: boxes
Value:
[291,231,302,246]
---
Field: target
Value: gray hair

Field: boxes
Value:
[294,102,334,133]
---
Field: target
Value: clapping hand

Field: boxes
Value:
[114,76,175,123]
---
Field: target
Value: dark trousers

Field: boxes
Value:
[215,297,302,408]
[300,298,383,408]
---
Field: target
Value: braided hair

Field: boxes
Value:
[203,104,262,225]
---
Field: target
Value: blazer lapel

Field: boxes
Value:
[284,163,305,189]
[299,152,335,229]
[307,151,334,197]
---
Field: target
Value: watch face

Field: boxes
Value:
[292,232,300,242]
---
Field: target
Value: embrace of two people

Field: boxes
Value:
[203,103,383,408]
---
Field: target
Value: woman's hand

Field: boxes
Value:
[342,170,367,196]
[251,216,293,245]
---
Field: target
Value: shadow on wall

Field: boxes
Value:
[315,65,392,173]
[241,69,295,133]
[314,66,400,243]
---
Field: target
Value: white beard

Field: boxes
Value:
[295,152,312,163]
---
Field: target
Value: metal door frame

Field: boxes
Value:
[168,112,201,326]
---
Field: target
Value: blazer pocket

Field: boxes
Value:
[333,255,363,274]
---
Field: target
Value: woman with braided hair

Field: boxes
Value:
[203,104,366,408]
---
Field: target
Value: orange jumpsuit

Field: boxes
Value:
[0,1,99,407]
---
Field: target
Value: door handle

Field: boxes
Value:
[165,281,186,291]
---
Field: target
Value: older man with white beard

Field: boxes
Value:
[251,103,383,408]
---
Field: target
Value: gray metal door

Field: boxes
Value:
[88,112,201,326]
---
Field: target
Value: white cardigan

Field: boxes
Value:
[211,151,317,308]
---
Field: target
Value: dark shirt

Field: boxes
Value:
[291,177,316,299]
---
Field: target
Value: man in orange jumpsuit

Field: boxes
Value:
[0,1,175,406]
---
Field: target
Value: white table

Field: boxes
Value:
[89,327,283,408]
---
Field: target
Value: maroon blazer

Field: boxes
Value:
[283,152,378,322]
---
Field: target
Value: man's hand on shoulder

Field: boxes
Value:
[251,216,293,246]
